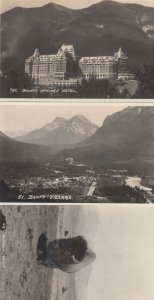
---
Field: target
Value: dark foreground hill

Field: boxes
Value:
[1,1,154,74]
[0,132,50,162]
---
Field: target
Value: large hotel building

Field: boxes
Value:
[25,44,132,86]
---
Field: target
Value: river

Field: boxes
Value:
[126,176,152,194]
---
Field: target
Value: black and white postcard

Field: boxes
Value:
[1,204,154,300]
[0,103,154,203]
[0,0,154,99]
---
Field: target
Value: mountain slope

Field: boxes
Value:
[0,133,50,162]
[83,106,154,146]
[58,107,154,165]
[1,1,154,75]
[1,3,80,73]
[0,131,12,140]
[16,115,99,146]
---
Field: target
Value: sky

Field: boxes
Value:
[75,205,154,300]
[0,103,126,136]
[1,0,154,13]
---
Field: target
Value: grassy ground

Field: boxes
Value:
[0,205,59,300]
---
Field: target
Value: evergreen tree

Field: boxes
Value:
[134,50,154,98]
[0,180,9,198]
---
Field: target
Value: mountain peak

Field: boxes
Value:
[53,116,66,122]
[71,115,90,123]
[43,117,66,131]
[16,115,99,146]
[91,0,124,8]
[42,2,72,11]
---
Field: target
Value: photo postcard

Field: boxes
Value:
[1,204,154,300]
[0,103,154,203]
[0,0,154,99]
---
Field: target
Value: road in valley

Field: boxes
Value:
[83,181,97,197]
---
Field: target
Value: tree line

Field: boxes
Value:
[1,53,154,99]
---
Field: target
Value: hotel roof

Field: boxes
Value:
[79,56,118,63]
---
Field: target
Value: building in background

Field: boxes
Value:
[79,48,133,80]
[25,44,79,86]
[25,45,133,86]
[79,56,118,80]
[114,48,132,80]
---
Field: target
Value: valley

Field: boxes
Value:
[0,106,154,203]
[1,161,154,203]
